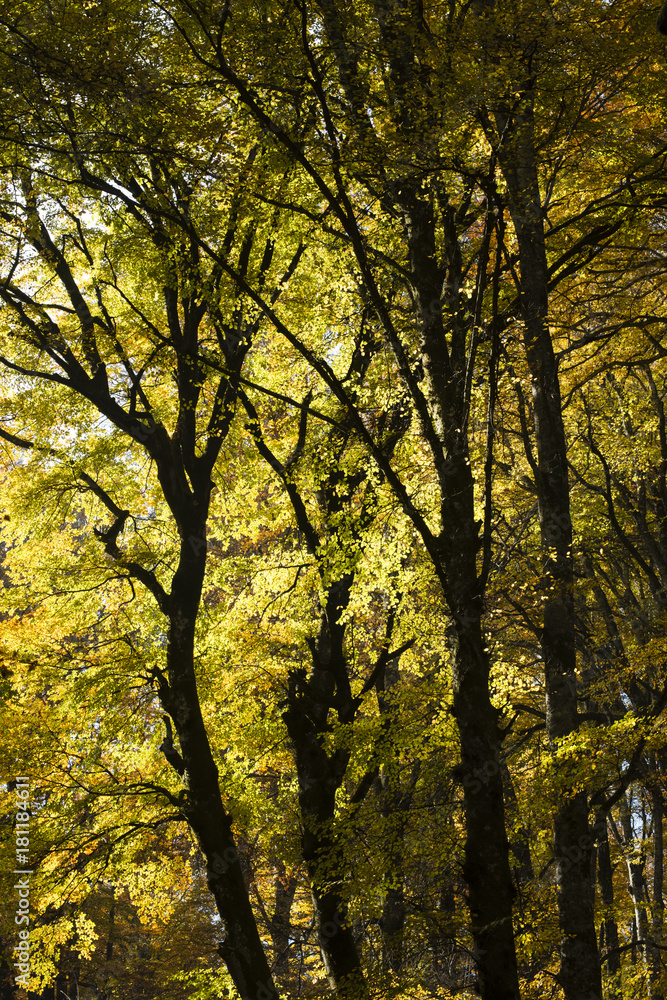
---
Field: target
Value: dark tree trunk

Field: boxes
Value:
[383,182,521,1000]
[0,957,15,1000]
[241,378,395,997]
[381,881,406,974]
[105,894,114,963]
[501,758,534,895]
[399,184,520,1000]
[282,578,369,1000]
[492,88,602,1000]
[378,776,408,976]
[270,863,297,978]
[376,658,418,977]
[162,525,280,1000]
[595,810,621,998]
[452,624,519,1000]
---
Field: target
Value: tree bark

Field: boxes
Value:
[492,86,602,1000]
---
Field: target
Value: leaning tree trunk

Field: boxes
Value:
[157,488,281,1000]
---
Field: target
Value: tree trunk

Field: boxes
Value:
[651,782,664,1000]
[492,88,602,1000]
[376,657,418,977]
[163,531,280,1000]
[501,758,534,895]
[619,794,652,998]
[395,180,521,1000]
[595,810,621,998]
[270,863,297,979]
[378,770,408,975]
[147,427,281,1000]
[282,579,369,1000]
[452,624,520,1000]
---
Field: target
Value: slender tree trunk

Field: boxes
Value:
[283,579,369,1000]
[376,658,420,977]
[492,90,602,1000]
[378,775,407,973]
[434,879,458,984]
[396,182,521,1000]
[595,810,621,999]
[242,380,396,997]
[282,713,367,998]
[381,881,405,974]
[619,794,652,998]
[651,782,664,1000]
[501,758,534,894]
[270,863,297,979]
[153,477,281,1000]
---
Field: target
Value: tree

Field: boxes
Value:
[0,124,290,995]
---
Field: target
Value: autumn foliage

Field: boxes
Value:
[0,2,665,999]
